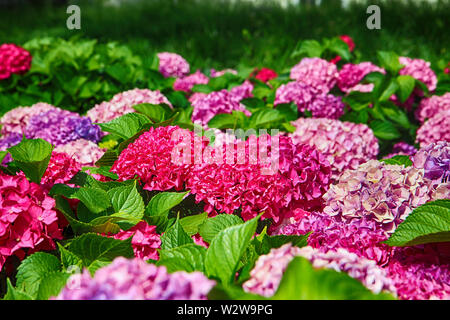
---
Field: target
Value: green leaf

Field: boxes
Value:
[94,149,118,167]
[160,218,193,250]
[36,272,70,300]
[145,191,189,217]
[0,151,8,163]
[107,182,145,228]
[379,79,399,101]
[377,51,403,74]
[16,252,61,299]
[133,103,173,123]
[97,113,150,140]
[328,37,351,61]
[385,200,450,247]
[2,279,33,300]
[369,120,401,140]
[205,215,259,284]
[208,113,240,130]
[179,212,208,236]
[291,40,323,58]
[396,75,415,103]
[192,84,213,94]
[199,214,243,243]
[157,243,207,273]
[380,155,413,167]
[58,243,83,270]
[240,98,265,113]
[7,138,53,183]
[69,187,111,215]
[271,257,395,300]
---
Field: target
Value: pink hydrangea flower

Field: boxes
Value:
[323,160,450,234]
[274,81,318,110]
[337,62,385,93]
[399,56,437,92]
[416,109,450,147]
[188,92,207,104]
[290,57,338,94]
[308,94,345,119]
[0,43,32,80]
[0,102,57,136]
[210,68,237,77]
[191,90,250,127]
[289,118,378,179]
[157,52,190,78]
[54,139,106,167]
[0,172,62,271]
[385,142,417,159]
[87,88,172,123]
[40,152,82,191]
[111,126,209,192]
[54,257,215,300]
[412,141,449,183]
[109,222,161,261]
[173,70,209,92]
[229,80,254,101]
[243,243,395,297]
[415,93,450,124]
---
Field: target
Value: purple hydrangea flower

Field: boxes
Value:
[413,141,450,183]
[0,132,23,164]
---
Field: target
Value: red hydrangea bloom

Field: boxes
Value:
[290,57,338,94]
[110,222,161,261]
[253,68,278,82]
[173,70,209,92]
[0,172,62,271]
[40,152,82,191]
[186,135,332,222]
[399,56,437,92]
[0,44,32,80]
[157,52,190,78]
[416,109,450,147]
[111,126,209,192]
[337,62,385,93]
[415,93,450,124]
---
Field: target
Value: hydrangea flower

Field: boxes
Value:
[399,56,437,92]
[173,70,209,92]
[253,68,278,82]
[337,62,385,93]
[307,94,345,119]
[191,90,250,127]
[210,68,237,77]
[112,126,209,192]
[54,139,105,167]
[274,81,318,110]
[385,142,417,159]
[415,93,450,123]
[0,43,32,80]
[289,118,378,179]
[40,152,82,191]
[412,141,449,183]
[87,88,172,124]
[416,109,450,147]
[157,52,190,78]
[323,160,450,233]
[54,257,215,300]
[186,135,331,222]
[0,132,22,164]
[242,244,395,297]
[229,80,254,101]
[0,102,57,136]
[109,222,161,261]
[290,57,338,94]
[0,172,62,271]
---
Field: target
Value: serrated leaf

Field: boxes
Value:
[2,279,33,300]
[58,243,82,270]
[107,182,144,228]
[69,187,111,214]
[385,200,450,247]
[208,113,240,130]
[291,40,323,58]
[199,214,243,243]
[180,212,208,236]
[377,51,403,74]
[396,75,415,103]
[380,155,412,167]
[133,103,173,123]
[160,218,193,250]
[369,120,401,140]
[145,191,189,217]
[36,271,70,300]
[157,243,206,272]
[97,113,150,140]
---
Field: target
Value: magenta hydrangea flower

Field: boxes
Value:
[87,88,172,124]
[337,62,385,93]
[229,80,254,101]
[309,94,345,119]
[186,135,332,222]
[416,109,450,148]
[54,257,215,300]
[274,81,318,110]
[290,57,338,94]
[0,43,32,80]
[289,118,378,179]
[0,102,57,136]
[385,142,417,159]
[323,160,450,234]
[399,56,437,92]
[191,90,250,127]
[412,141,449,183]
[40,152,82,191]
[242,243,395,298]
[112,126,209,192]
[415,93,450,123]
[54,139,105,167]
[0,172,63,271]
[173,70,209,92]
[157,52,190,78]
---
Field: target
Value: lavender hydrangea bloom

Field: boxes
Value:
[413,141,450,183]
[386,142,417,159]
[69,117,103,143]
[54,257,215,300]
[0,132,23,164]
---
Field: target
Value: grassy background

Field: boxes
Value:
[0,0,449,72]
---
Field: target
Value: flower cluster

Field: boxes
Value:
[186,135,332,222]
[40,152,82,191]
[0,172,62,271]
[87,88,172,123]
[253,68,277,82]
[416,108,450,147]
[242,243,395,297]
[0,43,32,80]
[399,56,437,92]
[54,257,215,300]
[229,80,254,101]
[415,93,450,123]
[210,68,237,77]
[337,62,385,93]
[385,142,417,159]
[289,118,378,179]
[323,160,450,233]
[54,139,105,167]
[412,141,449,183]
[290,57,338,94]
[0,132,23,164]
[157,52,190,78]
[173,70,209,92]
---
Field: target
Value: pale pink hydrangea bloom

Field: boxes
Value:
[188,92,207,104]
[54,139,105,167]
[416,109,450,148]
[415,93,450,123]
[290,57,338,94]
[157,52,190,78]
[87,88,172,123]
[337,62,385,93]
[210,68,238,77]
[399,56,437,92]
[289,118,378,179]
[173,70,209,92]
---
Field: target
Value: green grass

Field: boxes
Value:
[0,0,449,72]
